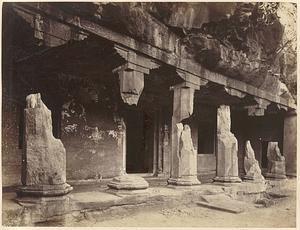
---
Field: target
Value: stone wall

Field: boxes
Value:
[190,116,216,180]
[2,100,22,187]
[61,99,124,180]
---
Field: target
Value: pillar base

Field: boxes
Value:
[16,183,73,197]
[242,175,265,183]
[264,173,287,180]
[107,174,149,190]
[213,176,242,183]
[167,176,201,186]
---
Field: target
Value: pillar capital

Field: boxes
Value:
[176,70,208,90]
[171,84,195,123]
[113,45,160,106]
[244,97,271,116]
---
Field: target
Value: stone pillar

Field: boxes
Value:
[167,85,201,186]
[162,124,171,175]
[243,140,265,182]
[214,105,241,183]
[265,142,287,179]
[283,111,297,177]
[108,64,149,190]
[17,93,73,197]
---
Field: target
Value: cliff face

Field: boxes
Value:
[15,2,297,101]
[80,2,296,101]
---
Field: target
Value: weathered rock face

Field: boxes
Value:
[144,2,237,29]
[214,105,241,183]
[243,140,264,181]
[265,142,287,179]
[18,93,72,196]
[13,2,295,100]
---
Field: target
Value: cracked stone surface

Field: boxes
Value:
[214,105,241,183]
[19,93,72,196]
[168,123,200,186]
[266,142,287,179]
[243,140,265,182]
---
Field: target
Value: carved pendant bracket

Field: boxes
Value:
[244,97,271,116]
[113,45,160,106]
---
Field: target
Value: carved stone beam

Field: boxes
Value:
[114,44,160,71]
[275,104,288,111]
[176,70,208,91]
[224,87,247,99]
[244,97,271,116]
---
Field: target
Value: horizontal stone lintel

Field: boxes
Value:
[113,62,151,75]
[15,3,296,110]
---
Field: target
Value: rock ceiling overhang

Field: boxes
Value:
[12,2,296,110]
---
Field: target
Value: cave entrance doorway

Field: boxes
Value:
[125,107,154,174]
[261,140,269,172]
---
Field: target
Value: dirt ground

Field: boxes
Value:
[68,178,297,228]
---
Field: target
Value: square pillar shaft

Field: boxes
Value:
[214,105,241,183]
[168,86,200,186]
[283,111,296,176]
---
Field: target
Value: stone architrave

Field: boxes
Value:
[17,93,73,197]
[214,105,241,183]
[108,117,149,190]
[265,142,287,179]
[243,140,265,182]
[168,85,201,186]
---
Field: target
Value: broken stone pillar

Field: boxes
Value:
[17,93,73,197]
[214,105,241,183]
[108,116,149,190]
[283,111,297,177]
[168,85,201,186]
[243,140,265,182]
[265,142,287,179]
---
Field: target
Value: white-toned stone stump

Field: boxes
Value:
[243,140,265,182]
[168,123,201,186]
[17,93,72,197]
[214,105,241,183]
[265,142,287,180]
[107,174,149,190]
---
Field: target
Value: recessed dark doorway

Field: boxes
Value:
[261,141,269,170]
[125,108,154,173]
